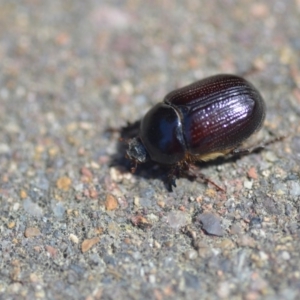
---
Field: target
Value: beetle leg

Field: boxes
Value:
[231,136,285,157]
[231,148,254,156]
[169,176,177,189]
[167,167,178,190]
[188,165,226,192]
[258,135,286,147]
[167,161,190,190]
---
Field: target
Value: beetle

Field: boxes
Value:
[126,74,266,188]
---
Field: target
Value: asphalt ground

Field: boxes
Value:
[0,1,300,299]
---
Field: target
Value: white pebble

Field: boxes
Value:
[69,234,79,244]
[243,180,253,189]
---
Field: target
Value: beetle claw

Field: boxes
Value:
[167,166,179,191]
[167,176,177,191]
[171,178,177,188]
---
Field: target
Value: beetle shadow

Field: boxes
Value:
[109,121,267,191]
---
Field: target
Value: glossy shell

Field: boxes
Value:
[163,74,266,160]
[129,74,266,165]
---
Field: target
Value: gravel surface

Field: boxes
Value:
[0,1,300,299]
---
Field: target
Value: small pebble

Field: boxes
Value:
[23,199,43,218]
[230,223,242,235]
[56,176,72,191]
[13,203,20,211]
[69,234,79,244]
[74,183,84,192]
[205,188,216,198]
[105,194,118,210]
[236,235,257,248]
[264,151,278,162]
[291,136,300,156]
[198,212,224,236]
[249,217,262,229]
[107,222,120,237]
[134,196,140,206]
[217,281,230,298]
[262,170,270,178]
[24,227,41,238]
[7,222,16,229]
[131,215,152,229]
[80,167,93,180]
[46,245,58,257]
[184,272,201,290]
[29,273,39,283]
[52,202,66,219]
[148,274,156,284]
[289,181,300,196]
[218,239,235,250]
[81,237,100,253]
[110,167,124,182]
[275,183,287,195]
[0,143,10,154]
[259,251,269,261]
[244,180,253,189]
[154,240,161,249]
[250,3,269,18]
[184,249,198,260]
[281,251,291,260]
[166,211,190,231]
[19,189,27,199]
[247,167,258,180]
[147,213,159,223]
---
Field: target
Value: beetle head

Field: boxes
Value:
[126,137,149,171]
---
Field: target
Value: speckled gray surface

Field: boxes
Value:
[1,1,300,299]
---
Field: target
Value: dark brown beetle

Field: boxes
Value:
[127,74,266,188]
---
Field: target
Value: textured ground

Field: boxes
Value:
[0,0,300,299]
